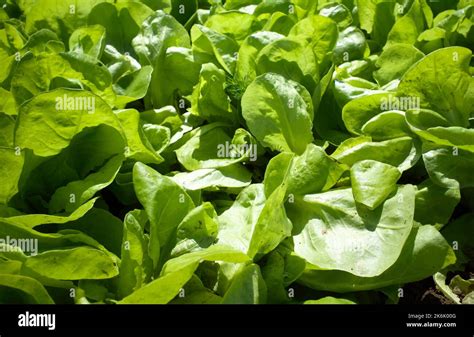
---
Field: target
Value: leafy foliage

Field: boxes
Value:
[0,0,472,304]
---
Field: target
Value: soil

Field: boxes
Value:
[400,263,473,304]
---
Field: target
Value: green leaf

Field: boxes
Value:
[261,251,291,304]
[119,245,249,304]
[224,0,260,10]
[262,12,296,35]
[361,0,397,45]
[464,292,474,304]
[204,11,256,43]
[171,202,218,257]
[441,213,474,268]
[235,31,284,88]
[332,136,421,171]
[218,184,292,259]
[133,163,194,269]
[1,198,96,229]
[222,264,267,304]
[415,179,460,226]
[69,25,106,59]
[374,43,424,86]
[24,246,119,280]
[0,148,24,204]
[0,88,16,115]
[0,113,15,148]
[333,73,387,108]
[24,0,111,42]
[188,63,237,124]
[361,110,412,141]
[397,47,474,127]
[422,143,474,189]
[15,89,123,157]
[0,48,15,85]
[343,93,393,135]
[132,10,191,108]
[49,155,123,213]
[298,225,455,292]
[292,0,319,19]
[113,66,153,108]
[191,24,239,74]
[264,143,345,197]
[117,210,153,298]
[149,47,200,108]
[288,185,416,277]
[350,160,402,210]
[134,10,190,67]
[21,29,65,55]
[256,37,319,92]
[170,275,222,304]
[162,244,250,275]
[386,0,425,46]
[11,52,117,106]
[0,274,54,304]
[242,73,314,154]
[288,15,338,72]
[433,272,461,304]
[253,0,294,17]
[176,124,254,170]
[172,166,252,191]
[319,2,353,28]
[119,264,194,303]
[406,109,474,152]
[305,296,355,304]
[450,275,474,298]
[333,26,370,64]
[88,2,154,55]
[12,124,125,213]
[62,208,123,256]
[115,109,166,164]
[4,22,26,51]
[0,218,115,256]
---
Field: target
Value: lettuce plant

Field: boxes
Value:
[0,0,473,305]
